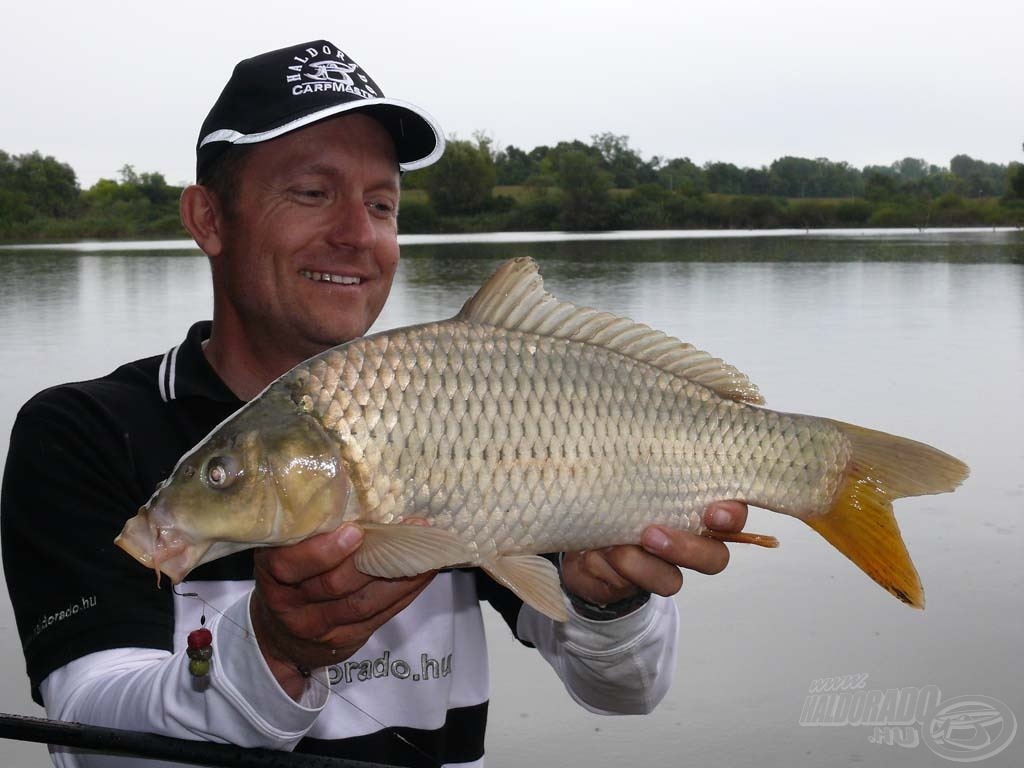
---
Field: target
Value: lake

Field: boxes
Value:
[1,229,1022,767]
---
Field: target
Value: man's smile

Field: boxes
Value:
[299,269,364,285]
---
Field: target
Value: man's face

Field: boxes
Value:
[213,113,401,363]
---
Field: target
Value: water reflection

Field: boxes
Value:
[400,230,1024,269]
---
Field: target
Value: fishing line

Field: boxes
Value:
[172,585,439,767]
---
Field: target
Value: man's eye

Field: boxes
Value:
[295,189,327,199]
[368,201,396,215]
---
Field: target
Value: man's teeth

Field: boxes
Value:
[300,270,362,285]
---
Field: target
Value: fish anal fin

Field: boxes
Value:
[483,554,569,622]
[353,522,472,578]
[456,258,764,405]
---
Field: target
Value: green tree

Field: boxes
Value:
[0,150,80,220]
[864,171,900,202]
[543,140,603,168]
[768,157,862,198]
[703,162,745,194]
[818,160,863,197]
[1005,163,1024,200]
[136,172,176,206]
[119,164,140,185]
[950,154,1007,197]
[0,151,32,223]
[554,149,613,230]
[590,133,656,188]
[494,145,535,185]
[769,157,822,198]
[422,137,496,215]
[892,157,929,184]
[657,157,705,194]
[616,184,671,228]
[742,167,771,195]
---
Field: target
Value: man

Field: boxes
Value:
[2,40,749,767]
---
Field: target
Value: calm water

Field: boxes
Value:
[1,230,1022,767]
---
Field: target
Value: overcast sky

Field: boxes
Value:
[4,0,1021,187]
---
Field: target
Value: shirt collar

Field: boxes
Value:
[157,321,243,405]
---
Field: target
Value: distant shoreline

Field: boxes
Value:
[5,147,1022,245]
[3,227,1021,252]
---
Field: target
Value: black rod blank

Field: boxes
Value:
[0,713,397,768]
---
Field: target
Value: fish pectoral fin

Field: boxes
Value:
[354,523,471,578]
[483,555,568,623]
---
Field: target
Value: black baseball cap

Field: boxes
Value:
[196,40,444,179]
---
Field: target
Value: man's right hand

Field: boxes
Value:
[250,522,436,700]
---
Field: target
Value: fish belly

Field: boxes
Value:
[286,321,851,562]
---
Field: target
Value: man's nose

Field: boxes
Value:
[327,197,377,250]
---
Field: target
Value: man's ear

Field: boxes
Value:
[181,185,224,257]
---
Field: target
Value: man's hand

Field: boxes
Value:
[560,501,749,608]
[250,522,435,700]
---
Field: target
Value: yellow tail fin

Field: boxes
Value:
[803,420,969,609]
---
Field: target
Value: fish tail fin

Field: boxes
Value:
[802,420,969,609]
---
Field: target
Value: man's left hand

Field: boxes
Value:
[559,501,749,606]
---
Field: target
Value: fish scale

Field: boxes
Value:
[284,320,843,557]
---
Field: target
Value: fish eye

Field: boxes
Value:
[205,456,239,490]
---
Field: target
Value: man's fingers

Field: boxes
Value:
[256,524,364,585]
[311,572,435,629]
[256,569,436,655]
[703,500,748,532]
[602,545,684,597]
[641,526,731,575]
[318,576,434,649]
[577,549,634,593]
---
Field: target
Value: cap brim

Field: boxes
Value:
[198,97,445,173]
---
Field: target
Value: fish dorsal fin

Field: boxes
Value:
[457,257,764,405]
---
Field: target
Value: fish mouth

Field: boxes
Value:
[114,505,204,585]
[299,269,364,286]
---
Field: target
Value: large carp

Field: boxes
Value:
[116,257,968,620]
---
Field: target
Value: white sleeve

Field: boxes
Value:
[39,590,330,768]
[516,594,679,715]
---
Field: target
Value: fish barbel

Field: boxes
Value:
[116,258,968,620]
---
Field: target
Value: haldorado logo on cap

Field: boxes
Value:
[285,43,379,99]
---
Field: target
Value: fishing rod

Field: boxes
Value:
[0,713,399,768]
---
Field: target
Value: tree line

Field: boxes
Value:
[2,139,1023,242]
[1,151,181,241]
[402,134,1024,232]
